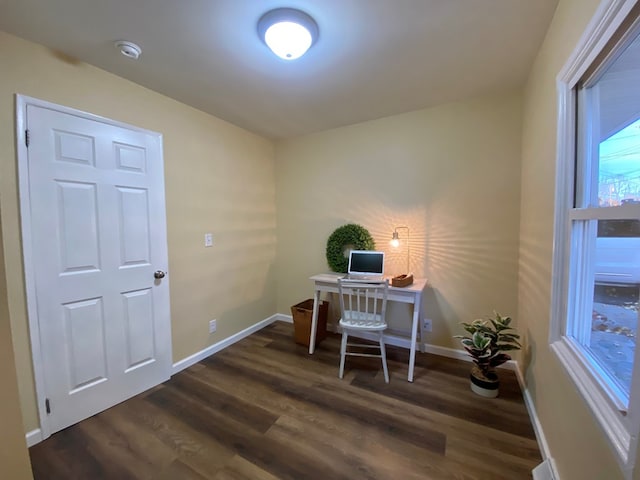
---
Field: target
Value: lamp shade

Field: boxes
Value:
[258,8,318,60]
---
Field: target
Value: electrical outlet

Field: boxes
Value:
[204,233,213,247]
[423,318,432,332]
[209,319,217,333]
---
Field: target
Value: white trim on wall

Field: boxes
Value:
[319,318,519,369]
[16,95,50,440]
[172,313,519,375]
[172,314,286,374]
[515,367,559,479]
[25,429,43,448]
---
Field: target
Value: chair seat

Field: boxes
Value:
[339,312,387,331]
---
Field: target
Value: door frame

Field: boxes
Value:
[15,94,172,442]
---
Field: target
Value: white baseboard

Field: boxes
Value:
[26,428,42,447]
[514,365,559,479]
[422,342,470,361]
[421,344,521,375]
[327,322,517,369]
[172,313,284,374]
[532,458,559,480]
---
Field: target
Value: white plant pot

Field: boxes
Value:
[470,367,499,398]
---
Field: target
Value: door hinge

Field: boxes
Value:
[45,398,51,415]
[25,129,30,147]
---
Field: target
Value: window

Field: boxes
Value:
[551,0,640,475]
[574,114,640,404]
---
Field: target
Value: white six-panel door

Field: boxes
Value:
[21,98,172,435]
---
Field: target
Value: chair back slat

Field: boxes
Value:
[337,279,389,325]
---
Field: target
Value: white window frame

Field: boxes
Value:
[551,0,640,477]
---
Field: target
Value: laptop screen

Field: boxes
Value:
[348,250,385,276]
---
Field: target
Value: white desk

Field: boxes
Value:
[308,273,428,382]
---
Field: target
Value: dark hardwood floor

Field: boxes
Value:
[29,321,542,479]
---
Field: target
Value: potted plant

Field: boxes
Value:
[454,312,521,398]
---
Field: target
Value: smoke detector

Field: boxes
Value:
[114,40,141,60]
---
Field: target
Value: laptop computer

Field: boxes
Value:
[346,250,385,281]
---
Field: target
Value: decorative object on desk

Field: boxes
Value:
[291,299,328,347]
[390,225,413,285]
[326,223,375,273]
[454,312,521,398]
[391,273,414,288]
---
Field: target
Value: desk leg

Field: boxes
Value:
[308,289,321,354]
[408,302,420,382]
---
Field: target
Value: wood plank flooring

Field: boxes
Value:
[29,321,542,479]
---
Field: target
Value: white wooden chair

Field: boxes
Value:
[337,278,390,383]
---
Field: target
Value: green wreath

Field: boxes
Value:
[326,224,376,273]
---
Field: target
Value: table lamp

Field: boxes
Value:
[390,226,413,286]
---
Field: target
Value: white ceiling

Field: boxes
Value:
[0,0,559,139]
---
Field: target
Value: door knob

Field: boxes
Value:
[154,270,166,279]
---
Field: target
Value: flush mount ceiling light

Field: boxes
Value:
[114,40,142,60]
[257,8,318,60]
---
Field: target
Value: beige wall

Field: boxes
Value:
[275,91,523,348]
[0,205,33,479]
[520,0,637,478]
[0,31,277,433]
